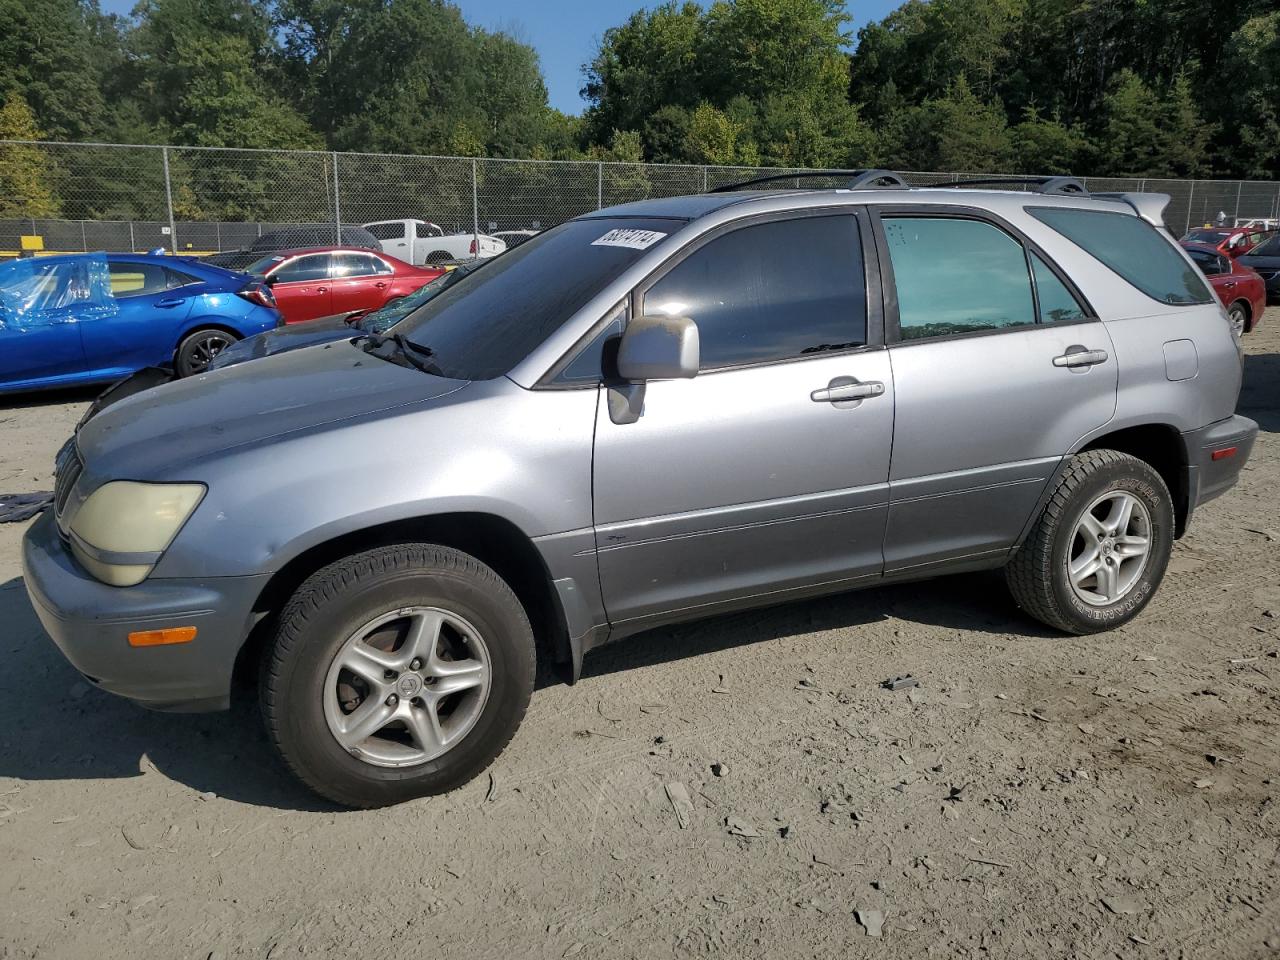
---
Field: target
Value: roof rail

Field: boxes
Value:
[708,169,909,194]
[922,176,1088,195]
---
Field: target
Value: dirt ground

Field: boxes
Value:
[1,319,1278,960]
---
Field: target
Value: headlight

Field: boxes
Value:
[67,481,205,587]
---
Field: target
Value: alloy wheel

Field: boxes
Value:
[1067,490,1152,606]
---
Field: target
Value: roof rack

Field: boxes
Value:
[708,169,910,194]
[921,175,1088,195]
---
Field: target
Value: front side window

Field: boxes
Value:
[271,255,330,283]
[1030,207,1212,305]
[884,217,1035,340]
[641,215,867,370]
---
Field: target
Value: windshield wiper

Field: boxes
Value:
[363,331,443,375]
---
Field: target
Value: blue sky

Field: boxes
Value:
[100,0,903,115]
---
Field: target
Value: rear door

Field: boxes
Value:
[269,253,334,323]
[363,221,410,260]
[81,260,194,375]
[871,207,1118,574]
[591,210,895,629]
[329,252,394,315]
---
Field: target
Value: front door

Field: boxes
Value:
[269,253,334,323]
[0,260,89,388]
[872,209,1118,573]
[592,211,895,630]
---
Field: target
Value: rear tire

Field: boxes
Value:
[1227,302,1249,336]
[262,544,535,808]
[1006,449,1174,635]
[175,327,238,377]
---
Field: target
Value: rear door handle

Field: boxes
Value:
[1052,347,1109,368]
[811,379,885,404]
[155,298,186,308]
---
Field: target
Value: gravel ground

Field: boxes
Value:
[1,318,1278,960]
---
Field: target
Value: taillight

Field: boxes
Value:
[469,238,477,254]
[237,282,276,309]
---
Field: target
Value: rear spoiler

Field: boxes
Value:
[1091,193,1172,228]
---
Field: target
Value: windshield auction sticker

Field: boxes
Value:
[591,228,667,250]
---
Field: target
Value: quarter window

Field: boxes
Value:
[642,215,867,370]
[884,217,1035,340]
[1029,207,1212,305]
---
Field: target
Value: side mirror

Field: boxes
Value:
[263,273,278,286]
[615,314,699,381]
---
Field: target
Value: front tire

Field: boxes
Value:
[175,327,238,377]
[262,544,535,808]
[1006,449,1174,635]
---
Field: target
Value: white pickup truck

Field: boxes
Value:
[361,219,506,265]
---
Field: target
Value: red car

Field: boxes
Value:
[1181,241,1267,336]
[1181,225,1275,259]
[247,247,444,324]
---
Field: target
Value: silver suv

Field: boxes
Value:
[23,173,1258,807]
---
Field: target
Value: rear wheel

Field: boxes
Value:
[1227,302,1249,336]
[1006,449,1174,634]
[262,544,535,808]
[175,327,237,376]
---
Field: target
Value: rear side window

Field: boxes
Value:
[1031,254,1089,324]
[884,217,1035,339]
[642,215,867,370]
[416,222,443,239]
[1029,207,1211,305]
[331,253,390,278]
[107,262,169,298]
[166,267,201,288]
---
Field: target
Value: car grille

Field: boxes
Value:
[54,441,83,517]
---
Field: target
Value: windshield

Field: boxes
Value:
[376,216,682,379]
[1250,235,1280,257]
[1183,229,1228,243]
[358,263,481,334]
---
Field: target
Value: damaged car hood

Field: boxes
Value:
[75,338,468,479]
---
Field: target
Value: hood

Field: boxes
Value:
[210,313,356,369]
[76,338,468,480]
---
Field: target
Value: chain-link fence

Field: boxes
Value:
[3,140,1280,257]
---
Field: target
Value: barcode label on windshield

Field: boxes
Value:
[591,228,667,250]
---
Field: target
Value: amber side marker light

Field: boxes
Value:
[128,626,198,647]
[1211,447,1238,461]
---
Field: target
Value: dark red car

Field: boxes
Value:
[1181,241,1267,336]
[247,247,444,324]
[1181,225,1275,259]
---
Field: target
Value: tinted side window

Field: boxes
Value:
[884,217,1034,340]
[107,262,169,298]
[416,222,442,239]
[1029,207,1212,305]
[330,253,384,278]
[642,216,866,370]
[557,302,627,383]
[274,255,330,283]
[166,267,201,288]
[364,222,404,241]
[1031,254,1089,323]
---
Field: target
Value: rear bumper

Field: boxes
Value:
[1181,415,1258,531]
[21,510,267,712]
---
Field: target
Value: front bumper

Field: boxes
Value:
[21,510,268,712]
[1181,414,1259,532]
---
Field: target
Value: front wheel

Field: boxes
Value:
[175,327,238,377]
[1006,449,1174,634]
[262,544,536,808]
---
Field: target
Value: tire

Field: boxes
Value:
[176,327,238,377]
[1005,449,1174,635]
[262,544,535,808]
[1227,302,1249,336]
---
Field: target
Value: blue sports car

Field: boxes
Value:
[0,252,281,394]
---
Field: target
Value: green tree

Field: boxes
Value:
[0,92,60,217]
[883,76,1014,171]
[1011,106,1089,174]
[1095,70,1164,176]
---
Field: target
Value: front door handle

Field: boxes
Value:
[1052,347,1109,368]
[811,378,885,404]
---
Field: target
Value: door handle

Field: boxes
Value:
[1222,280,1237,288]
[155,298,185,308]
[375,281,387,289]
[811,379,885,403]
[316,286,328,293]
[1052,347,1108,368]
